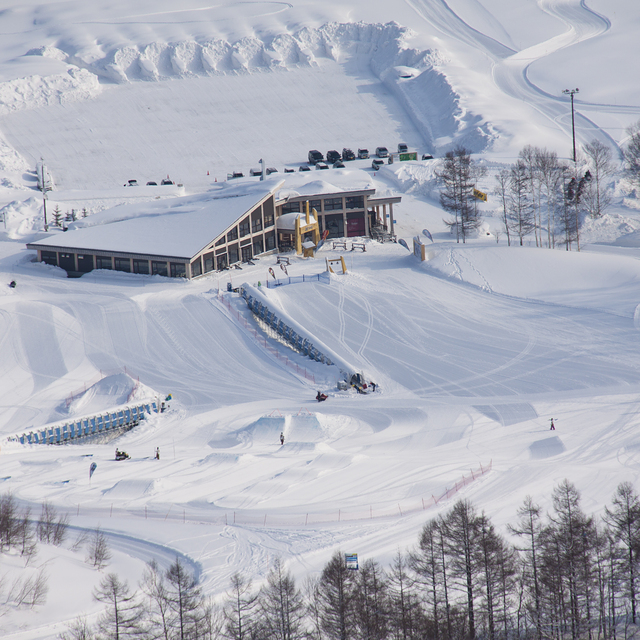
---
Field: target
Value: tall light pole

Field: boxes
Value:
[562,88,579,163]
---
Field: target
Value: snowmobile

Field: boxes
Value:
[115,449,130,461]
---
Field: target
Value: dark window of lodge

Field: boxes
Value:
[77,254,94,272]
[216,236,226,246]
[265,231,276,251]
[252,217,262,233]
[170,263,186,278]
[282,202,300,215]
[203,252,214,273]
[241,245,253,262]
[96,256,113,270]
[345,195,364,209]
[41,251,58,266]
[227,227,238,242]
[216,253,228,270]
[228,244,239,264]
[239,217,250,237]
[191,257,202,277]
[152,261,168,276]
[309,199,322,212]
[263,198,275,227]
[133,259,149,274]
[114,257,131,273]
[324,213,344,238]
[59,253,75,271]
[253,236,264,256]
[323,197,343,211]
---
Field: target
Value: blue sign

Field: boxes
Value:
[345,553,359,570]
[89,462,97,478]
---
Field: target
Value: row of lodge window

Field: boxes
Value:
[40,251,187,278]
[36,195,374,279]
[281,195,365,215]
[190,198,277,277]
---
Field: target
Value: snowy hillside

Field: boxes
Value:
[1,0,640,637]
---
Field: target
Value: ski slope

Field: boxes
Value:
[1,0,640,637]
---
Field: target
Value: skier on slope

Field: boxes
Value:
[316,391,328,402]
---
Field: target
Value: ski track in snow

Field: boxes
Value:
[407,0,639,151]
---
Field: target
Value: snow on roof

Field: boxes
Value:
[276,211,318,231]
[275,170,376,200]
[29,179,283,259]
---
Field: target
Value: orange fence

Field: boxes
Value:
[215,292,315,383]
[73,461,492,528]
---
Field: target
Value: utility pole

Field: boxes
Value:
[42,192,48,231]
[562,88,579,163]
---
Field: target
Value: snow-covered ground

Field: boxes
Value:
[2,0,640,637]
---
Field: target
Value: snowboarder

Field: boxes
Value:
[280,432,285,445]
[550,418,556,431]
[370,382,377,392]
[9,280,16,289]
[316,391,328,402]
[155,447,160,460]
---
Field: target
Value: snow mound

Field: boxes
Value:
[474,403,538,426]
[529,436,565,459]
[64,23,441,84]
[0,67,100,116]
[60,373,157,418]
[103,478,154,498]
[239,413,326,446]
[0,197,45,239]
[14,22,478,153]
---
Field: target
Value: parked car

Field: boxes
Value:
[284,168,295,173]
[146,181,157,186]
[333,160,345,169]
[125,179,138,186]
[161,178,175,185]
[358,148,369,159]
[326,150,341,164]
[227,171,244,179]
[342,148,356,161]
[376,146,389,158]
[299,165,311,172]
[372,159,384,170]
[316,162,329,170]
[266,167,278,175]
[249,168,262,176]
[422,153,434,160]
[397,143,408,154]
[308,150,324,165]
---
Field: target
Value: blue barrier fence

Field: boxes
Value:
[267,272,330,289]
[12,401,158,446]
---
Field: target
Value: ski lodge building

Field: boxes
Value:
[26,175,401,280]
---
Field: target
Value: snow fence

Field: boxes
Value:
[240,283,359,382]
[69,460,492,527]
[10,401,158,446]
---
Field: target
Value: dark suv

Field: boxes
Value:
[342,148,356,161]
[327,150,341,164]
[308,150,324,165]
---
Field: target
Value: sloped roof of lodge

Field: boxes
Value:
[28,179,284,260]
